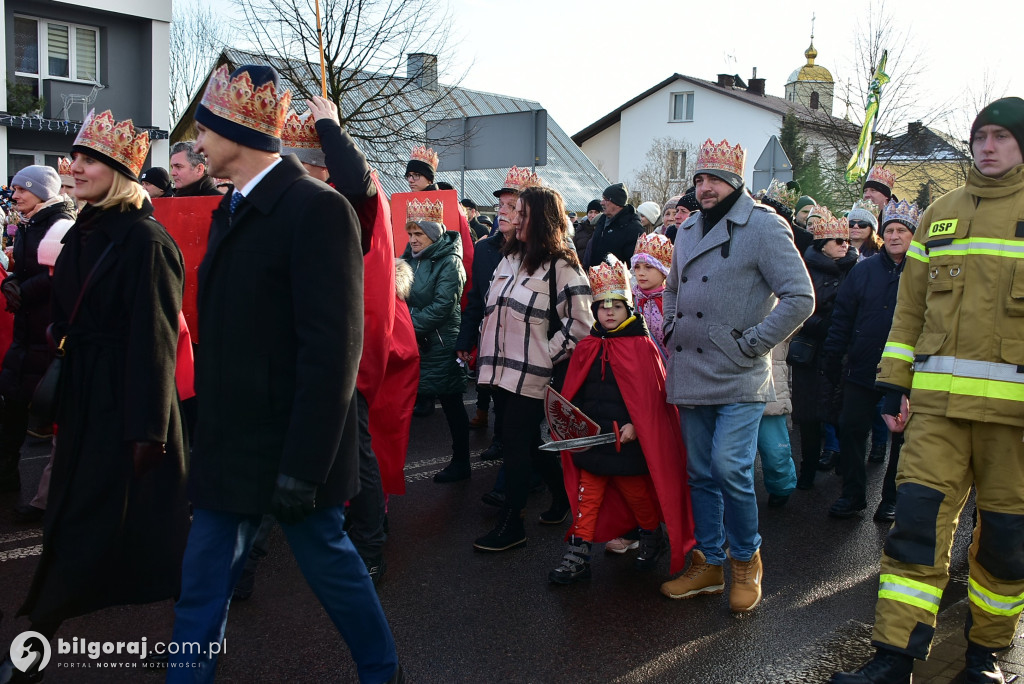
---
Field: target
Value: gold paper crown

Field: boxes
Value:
[866,165,896,190]
[57,157,72,176]
[695,138,746,178]
[851,198,881,218]
[73,109,150,178]
[406,198,444,224]
[812,210,849,241]
[281,111,320,149]
[200,64,291,138]
[499,166,542,193]
[410,145,439,171]
[588,255,633,308]
[808,204,830,220]
[632,232,673,274]
[764,178,799,210]
[882,199,922,230]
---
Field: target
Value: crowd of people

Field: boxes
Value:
[0,64,1021,684]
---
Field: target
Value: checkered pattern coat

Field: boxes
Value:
[477,254,594,399]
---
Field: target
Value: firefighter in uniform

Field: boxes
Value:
[833,97,1024,684]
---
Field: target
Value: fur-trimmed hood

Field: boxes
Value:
[394,258,414,301]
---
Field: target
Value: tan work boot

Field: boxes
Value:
[468,409,489,429]
[660,550,725,599]
[728,549,763,612]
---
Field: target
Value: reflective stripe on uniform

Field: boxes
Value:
[968,577,1024,616]
[882,342,915,364]
[906,241,929,263]
[928,238,1024,259]
[912,355,1024,403]
[878,574,943,614]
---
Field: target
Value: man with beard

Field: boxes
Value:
[659,138,813,613]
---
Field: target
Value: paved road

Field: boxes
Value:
[0,394,1008,683]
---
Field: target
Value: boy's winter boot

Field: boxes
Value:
[473,507,526,552]
[548,536,592,584]
[963,641,1004,683]
[634,525,666,570]
[660,550,725,599]
[728,549,763,612]
[829,647,914,683]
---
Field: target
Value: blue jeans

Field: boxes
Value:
[168,507,398,683]
[756,414,796,496]
[823,422,840,452]
[682,403,764,564]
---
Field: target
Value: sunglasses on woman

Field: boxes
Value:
[848,220,872,229]
[834,238,849,245]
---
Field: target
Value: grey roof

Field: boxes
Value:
[875,123,970,163]
[176,49,608,211]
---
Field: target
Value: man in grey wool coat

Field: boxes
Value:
[658,138,814,613]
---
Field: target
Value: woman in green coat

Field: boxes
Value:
[403,216,469,482]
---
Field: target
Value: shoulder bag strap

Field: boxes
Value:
[49,241,115,353]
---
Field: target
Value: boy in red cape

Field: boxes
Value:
[551,255,693,584]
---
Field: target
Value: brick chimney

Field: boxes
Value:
[717,73,735,88]
[407,53,438,91]
[909,121,923,136]
[747,78,766,96]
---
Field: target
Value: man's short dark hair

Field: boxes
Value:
[461,198,477,210]
[170,141,207,169]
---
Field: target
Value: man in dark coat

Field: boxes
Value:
[583,183,644,268]
[168,64,400,683]
[169,140,222,196]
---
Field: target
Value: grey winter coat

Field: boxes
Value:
[663,191,814,405]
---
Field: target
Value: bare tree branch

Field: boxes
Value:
[169,4,229,123]
[627,137,700,207]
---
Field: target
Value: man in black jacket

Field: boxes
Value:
[168,64,400,683]
[582,182,644,269]
[169,140,222,196]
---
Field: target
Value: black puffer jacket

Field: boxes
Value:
[791,245,858,423]
[570,314,649,476]
[823,249,905,389]
[582,205,643,269]
[0,197,75,401]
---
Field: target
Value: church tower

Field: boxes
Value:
[784,23,835,115]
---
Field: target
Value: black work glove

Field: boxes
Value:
[132,441,166,478]
[271,474,318,525]
[2,279,21,312]
[880,389,907,417]
[823,354,843,387]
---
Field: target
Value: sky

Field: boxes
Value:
[441,0,1023,139]
[201,0,1023,140]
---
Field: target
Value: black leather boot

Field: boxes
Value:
[830,647,914,683]
[473,507,526,552]
[963,641,1004,683]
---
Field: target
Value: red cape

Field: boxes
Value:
[370,299,419,495]
[560,331,694,574]
[359,173,419,495]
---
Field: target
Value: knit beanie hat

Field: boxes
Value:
[664,196,681,214]
[406,146,439,183]
[11,165,61,201]
[971,97,1024,162]
[863,165,895,201]
[587,199,602,213]
[846,198,880,231]
[637,201,661,225]
[139,167,173,194]
[416,220,443,243]
[602,183,628,207]
[196,65,291,153]
[677,190,700,212]
[794,195,817,215]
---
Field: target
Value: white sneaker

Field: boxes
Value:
[604,537,639,554]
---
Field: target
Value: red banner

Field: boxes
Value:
[152,196,221,343]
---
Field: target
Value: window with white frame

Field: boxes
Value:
[7,150,65,181]
[13,15,100,91]
[670,92,694,122]
[667,149,687,180]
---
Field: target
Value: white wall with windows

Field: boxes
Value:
[581,78,785,191]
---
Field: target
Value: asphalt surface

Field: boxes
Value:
[0,391,1016,683]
